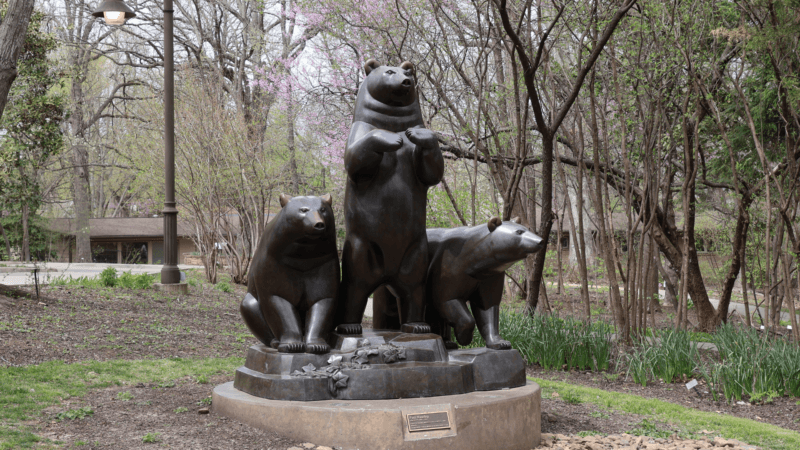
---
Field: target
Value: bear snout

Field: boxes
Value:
[401,78,412,87]
[523,233,544,253]
[314,222,326,231]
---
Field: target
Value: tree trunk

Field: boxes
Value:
[72,143,92,262]
[21,202,29,261]
[526,136,555,314]
[0,212,11,259]
[0,0,34,121]
[715,195,752,326]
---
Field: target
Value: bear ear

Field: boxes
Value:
[400,61,415,75]
[320,194,332,206]
[279,193,292,208]
[511,216,521,224]
[364,59,380,75]
[487,216,502,232]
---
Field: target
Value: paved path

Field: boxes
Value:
[555,283,798,324]
[0,262,204,286]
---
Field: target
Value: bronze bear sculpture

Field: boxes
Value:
[240,194,339,354]
[337,59,444,336]
[373,217,544,350]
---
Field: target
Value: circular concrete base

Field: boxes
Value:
[213,381,540,450]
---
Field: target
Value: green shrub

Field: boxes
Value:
[464,309,613,372]
[214,281,233,293]
[625,328,699,386]
[705,324,800,402]
[116,271,156,289]
[48,275,102,288]
[55,406,93,421]
[142,432,161,443]
[99,267,118,287]
[51,270,154,290]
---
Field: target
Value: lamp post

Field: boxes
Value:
[93,0,183,289]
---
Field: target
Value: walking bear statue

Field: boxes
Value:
[373,217,544,350]
[337,59,444,336]
[240,194,339,354]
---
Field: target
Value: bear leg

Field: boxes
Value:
[439,299,476,346]
[372,285,401,330]
[240,292,276,347]
[427,306,458,349]
[472,304,511,350]
[261,294,305,353]
[396,282,430,334]
[338,238,384,335]
[304,297,334,354]
[395,240,430,334]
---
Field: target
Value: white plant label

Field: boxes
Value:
[685,379,698,390]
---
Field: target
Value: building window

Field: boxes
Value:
[561,236,569,249]
[122,242,148,264]
[91,243,117,263]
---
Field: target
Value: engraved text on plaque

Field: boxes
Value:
[406,411,451,432]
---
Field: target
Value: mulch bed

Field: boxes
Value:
[0,282,251,366]
[39,375,306,449]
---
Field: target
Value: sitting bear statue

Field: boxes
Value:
[240,194,339,354]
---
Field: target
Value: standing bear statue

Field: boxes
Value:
[240,194,339,354]
[337,59,444,336]
[373,217,544,350]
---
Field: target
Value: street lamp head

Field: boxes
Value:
[92,0,136,25]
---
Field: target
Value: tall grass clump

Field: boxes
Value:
[707,324,800,402]
[624,328,699,386]
[464,308,613,371]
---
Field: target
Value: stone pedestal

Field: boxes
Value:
[213,380,541,450]
[233,330,526,401]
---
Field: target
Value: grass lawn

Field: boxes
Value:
[532,376,800,450]
[0,356,243,449]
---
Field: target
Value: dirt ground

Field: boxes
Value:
[0,280,797,449]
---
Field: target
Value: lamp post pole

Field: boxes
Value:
[92,0,182,287]
[160,0,180,284]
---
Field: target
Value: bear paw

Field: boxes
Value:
[270,339,280,349]
[337,323,362,335]
[305,339,330,354]
[400,322,431,334]
[277,341,306,353]
[486,339,512,350]
[443,340,459,350]
[405,128,437,148]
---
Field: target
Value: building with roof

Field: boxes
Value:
[47,217,198,264]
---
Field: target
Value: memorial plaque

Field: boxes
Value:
[406,411,451,432]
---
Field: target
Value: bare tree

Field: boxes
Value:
[0,0,34,120]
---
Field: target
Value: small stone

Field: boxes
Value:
[287,447,303,450]
[712,437,735,447]
[302,444,315,449]
[316,447,333,450]
[198,407,210,414]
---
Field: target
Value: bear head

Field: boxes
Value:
[278,193,335,241]
[484,217,544,267]
[363,59,417,107]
